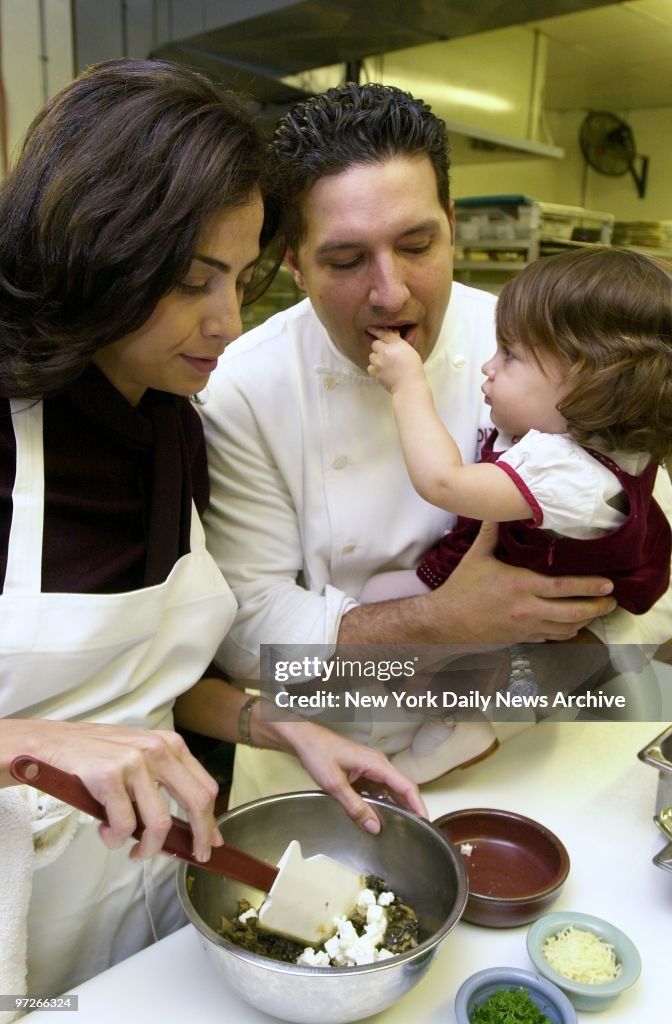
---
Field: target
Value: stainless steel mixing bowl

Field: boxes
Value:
[177,790,468,1024]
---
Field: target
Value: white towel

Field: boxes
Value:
[0,788,80,1022]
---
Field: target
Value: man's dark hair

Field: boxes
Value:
[272,82,450,251]
[0,58,280,398]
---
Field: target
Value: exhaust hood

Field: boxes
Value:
[149,0,614,161]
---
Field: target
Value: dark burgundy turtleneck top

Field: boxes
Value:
[0,365,209,594]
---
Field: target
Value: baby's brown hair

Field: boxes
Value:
[496,246,672,463]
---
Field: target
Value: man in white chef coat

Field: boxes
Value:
[201,82,672,803]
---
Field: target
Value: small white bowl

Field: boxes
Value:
[527,911,641,1011]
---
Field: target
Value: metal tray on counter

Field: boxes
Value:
[638,725,672,873]
[638,724,672,813]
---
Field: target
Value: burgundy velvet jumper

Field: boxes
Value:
[417,431,671,615]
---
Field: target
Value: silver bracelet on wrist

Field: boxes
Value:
[237,695,261,746]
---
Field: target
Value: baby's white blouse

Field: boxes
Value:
[495,429,651,539]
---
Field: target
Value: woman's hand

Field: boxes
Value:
[176,678,427,834]
[0,718,222,862]
[271,716,427,834]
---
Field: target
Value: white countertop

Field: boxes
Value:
[28,719,671,1023]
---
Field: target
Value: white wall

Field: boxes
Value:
[452,106,672,223]
[0,0,74,171]
[378,27,548,143]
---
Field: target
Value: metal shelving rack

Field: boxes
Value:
[453,195,614,291]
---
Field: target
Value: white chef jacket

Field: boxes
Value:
[201,284,491,801]
[201,285,672,803]
[202,284,497,668]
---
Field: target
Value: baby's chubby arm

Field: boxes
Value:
[367,327,530,521]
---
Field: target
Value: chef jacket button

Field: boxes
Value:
[324,376,338,389]
[333,454,348,469]
[342,543,357,554]
[452,354,466,368]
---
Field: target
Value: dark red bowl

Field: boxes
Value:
[433,808,570,928]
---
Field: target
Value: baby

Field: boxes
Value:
[365,246,672,783]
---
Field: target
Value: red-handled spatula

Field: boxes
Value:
[10,756,363,945]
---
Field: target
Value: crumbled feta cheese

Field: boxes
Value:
[238,907,258,923]
[460,843,474,857]
[356,888,377,911]
[324,919,366,966]
[296,947,331,968]
[366,903,385,925]
[365,903,387,945]
[300,885,398,967]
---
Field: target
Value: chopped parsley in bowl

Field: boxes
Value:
[454,966,577,1024]
[470,986,552,1023]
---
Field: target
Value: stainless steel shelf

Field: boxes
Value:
[454,197,615,290]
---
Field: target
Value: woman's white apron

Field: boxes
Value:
[1,399,237,996]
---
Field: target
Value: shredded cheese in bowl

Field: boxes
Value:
[542,925,621,984]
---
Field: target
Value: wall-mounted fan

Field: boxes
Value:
[579,111,648,198]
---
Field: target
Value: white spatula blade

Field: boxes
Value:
[257,839,363,945]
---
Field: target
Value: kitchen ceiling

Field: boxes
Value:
[152,0,618,112]
[150,1,672,122]
[154,0,616,77]
[533,0,672,111]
